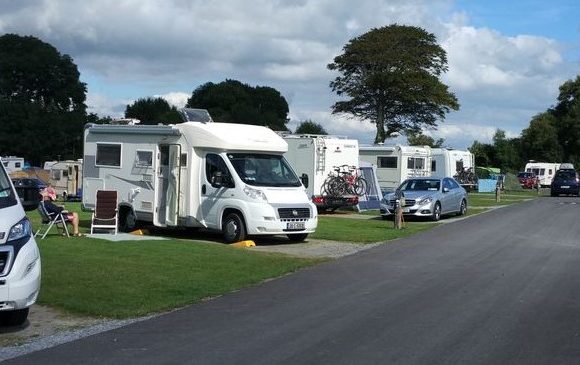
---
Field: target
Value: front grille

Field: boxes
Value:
[388,199,416,207]
[278,208,311,220]
[0,251,8,276]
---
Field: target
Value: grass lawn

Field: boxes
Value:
[312,216,435,243]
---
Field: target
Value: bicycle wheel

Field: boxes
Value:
[327,177,347,197]
[352,177,368,196]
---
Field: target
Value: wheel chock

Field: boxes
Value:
[229,240,256,248]
[130,229,149,235]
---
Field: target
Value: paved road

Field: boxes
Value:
[6,197,580,364]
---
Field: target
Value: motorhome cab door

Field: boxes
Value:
[154,144,181,227]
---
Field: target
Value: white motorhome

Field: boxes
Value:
[1,156,25,174]
[359,145,431,191]
[82,109,317,243]
[430,148,476,188]
[0,158,41,326]
[49,159,83,200]
[525,161,561,187]
[283,134,359,210]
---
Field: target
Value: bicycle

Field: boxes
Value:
[322,165,368,197]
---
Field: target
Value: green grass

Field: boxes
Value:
[35,237,320,318]
[312,216,435,243]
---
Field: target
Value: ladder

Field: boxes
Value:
[315,137,326,172]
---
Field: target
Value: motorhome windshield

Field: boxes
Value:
[0,164,17,208]
[228,153,302,187]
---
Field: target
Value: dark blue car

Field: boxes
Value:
[550,169,579,197]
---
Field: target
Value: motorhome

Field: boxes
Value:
[82,109,317,243]
[48,159,83,200]
[0,157,41,326]
[1,156,24,174]
[283,134,360,211]
[525,161,561,187]
[430,148,477,188]
[359,145,431,192]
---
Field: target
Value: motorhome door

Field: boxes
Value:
[154,144,181,227]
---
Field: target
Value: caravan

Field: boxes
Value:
[430,148,476,189]
[48,159,83,200]
[525,161,561,187]
[1,156,24,175]
[283,134,360,210]
[82,109,317,243]
[359,145,431,191]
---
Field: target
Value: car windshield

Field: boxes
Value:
[399,179,441,191]
[554,170,576,180]
[228,153,302,187]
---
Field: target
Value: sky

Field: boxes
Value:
[0,0,578,149]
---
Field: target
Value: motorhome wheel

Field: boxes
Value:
[120,209,137,232]
[1,308,29,327]
[223,212,246,243]
[287,233,308,242]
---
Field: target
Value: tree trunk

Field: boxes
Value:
[374,105,386,144]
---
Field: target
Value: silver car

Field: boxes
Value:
[380,177,468,221]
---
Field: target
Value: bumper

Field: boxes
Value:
[0,237,41,311]
[312,195,358,209]
[551,185,580,195]
[379,202,434,218]
[243,202,318,236]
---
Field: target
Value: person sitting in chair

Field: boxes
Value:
[40,186,83,237]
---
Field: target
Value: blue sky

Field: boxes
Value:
[0,0,578,149]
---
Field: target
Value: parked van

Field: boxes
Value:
[82,109,317,243]
[0,158,41,326]
[359,144,431,192]
[525,161,561,187]
[283,134,360,210]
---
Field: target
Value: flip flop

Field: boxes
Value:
[73,233,85,237]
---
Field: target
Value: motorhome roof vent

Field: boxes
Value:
[110,118,141,125]
[179,108,213,123]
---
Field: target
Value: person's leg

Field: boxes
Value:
[71,212,80,235]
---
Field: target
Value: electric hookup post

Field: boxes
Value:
[495,182,501,203]
[394,190,404,230]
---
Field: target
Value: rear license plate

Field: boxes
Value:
[561,185,570,189]
[286,222,305,230]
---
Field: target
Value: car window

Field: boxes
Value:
[443,178,452,190]
[448,179,460,189]
[555,170,576,179]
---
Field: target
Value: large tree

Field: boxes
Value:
[125,97,182,125]
[553,76,580,165]
[520,112,563,163]
[328,24,459,144]
[186,79,289,130]
[0,34,87,165]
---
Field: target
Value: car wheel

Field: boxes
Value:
[550,191,557,197]
[287,233,308,242]
[458,199,467,216]
[223,212,246,243]
[431,202,441,222]
[1,308,29,327]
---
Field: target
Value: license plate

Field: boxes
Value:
[403,208,410,213]
[287,222,305,230]
[561,186,570,189]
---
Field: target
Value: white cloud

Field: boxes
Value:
[156,92,190,109]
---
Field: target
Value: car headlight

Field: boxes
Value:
[243,185,268,202]
[7,217,32,242]
[418,197,433,205]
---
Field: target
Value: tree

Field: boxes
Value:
[520,112,563,163]
[468,140,494,167]
[186,79,289,130]
[125,97,182,125]
[0,34,87,165]
[406,131,444,147]
[492,130,521,172]
[553,76,580,165]
[328,24,459,144]
[295,120,327,135]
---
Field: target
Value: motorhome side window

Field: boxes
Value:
[378,156,397,168]
[51,169,61,180]
[206,154,233,188]
[96,143,122,167]
[136,150,153,167]
[407,157,424,170]
[431,160,436,172]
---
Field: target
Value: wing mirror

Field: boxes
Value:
[300,173,309,188]
[442,187,450,193]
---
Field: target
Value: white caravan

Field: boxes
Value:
[48,159,83,200]
[1,156,24,174]
[359,145,431,192]
[0,158,41,326]
[283,134,359,210]
[525,161,561,187]
[430,148,476,188]
[82,109,317,243]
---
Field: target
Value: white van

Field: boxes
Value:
[83,109,317,243]
[0,158,41,326]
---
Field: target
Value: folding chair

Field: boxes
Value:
[90,190,118,234]
[35,201,70,239]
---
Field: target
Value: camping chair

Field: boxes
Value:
[90,190,118,234]
[35,201,70,239]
